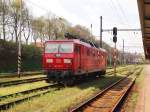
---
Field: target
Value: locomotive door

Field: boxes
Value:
[75,45,81,72]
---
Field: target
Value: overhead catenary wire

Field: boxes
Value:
[115,0,137,39]
[107,0,137,41]
[108,0,125,24]
[25,0,60,19]
[114,0,130,26]
[106,0,130,43]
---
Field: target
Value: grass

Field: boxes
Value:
[106,66,127,76]
[131,67,144,111]
[2,75,124,112]
[130,92,139,111]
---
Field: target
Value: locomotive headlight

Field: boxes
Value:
[46,59,53,63]
[64,59,71,63]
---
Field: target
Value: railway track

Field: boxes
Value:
[0,67,141,111]
[0,76,47,87]
[0,67,127,87]
[0,71,43,78]
[70,69,141,112]
[0,83,61,110]
[0,66,122,79]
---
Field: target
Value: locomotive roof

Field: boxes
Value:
[45,39,107,53]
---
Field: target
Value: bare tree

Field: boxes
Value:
[23,8,31,45]
[10,0,28,43]
[8,26,15,41]
[46,19,53,40]
[51,17,66,39]
[31,19,39,45]
[0,0,10,41]
[45,14,53,40]
[32,32,38,45]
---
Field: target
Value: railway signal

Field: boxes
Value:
[113,27,117,76]
[113,36,117,43]
[113,27,117,43]
[113,27,117,35]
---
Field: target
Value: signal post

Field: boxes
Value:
[113,27,117,76]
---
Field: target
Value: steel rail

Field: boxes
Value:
[110,68,142,112]
[0,71,43,78]
[0,84,58,100]
[0,77,47,87]
[0,67,124,78]
[70,71,136,112]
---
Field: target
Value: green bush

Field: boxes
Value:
[0,40,42,73]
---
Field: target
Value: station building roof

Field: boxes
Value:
[138,0,150,59]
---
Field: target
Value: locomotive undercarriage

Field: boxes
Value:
[46,69,106,86]
[46,70,75,86]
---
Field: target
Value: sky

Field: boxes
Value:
[24,0,144,54]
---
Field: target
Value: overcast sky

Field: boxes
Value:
[25,0,144,54]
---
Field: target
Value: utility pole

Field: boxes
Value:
[100,16,102,48]
[109,48,112,67]
[18,0,22,78]
[114,44,117,75]
[122,39,124,65]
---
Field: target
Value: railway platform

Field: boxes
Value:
[135,65,150,112]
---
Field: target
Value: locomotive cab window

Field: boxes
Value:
[45,43,59,53]
[45,43,73,53]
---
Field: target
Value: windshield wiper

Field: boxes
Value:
[58,44,61,53]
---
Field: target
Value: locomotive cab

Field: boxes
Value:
[43,41,75,83]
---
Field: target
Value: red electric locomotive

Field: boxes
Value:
[43,35,107,85]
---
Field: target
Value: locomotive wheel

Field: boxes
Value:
[102,70,106,75]
[45,79,50,83]
[46,72,52,83]
[100,70,106,76]
[97,71,106,77]
[65,77,75,86]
